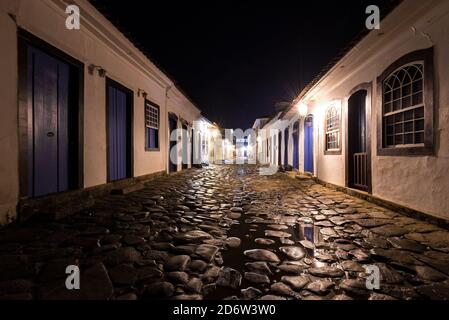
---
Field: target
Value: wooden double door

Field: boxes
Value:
[107,79,133,182]
[25,45,80,197]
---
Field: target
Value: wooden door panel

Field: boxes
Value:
[107,85,129,181]
[30,47,70,197]
[304,116,314,173]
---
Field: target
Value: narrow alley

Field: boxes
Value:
[1,165,448,300]
[1,0,449,309]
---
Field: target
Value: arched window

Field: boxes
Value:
[377,47,434,156]
[383,63,424,146]
[325,105,340,153]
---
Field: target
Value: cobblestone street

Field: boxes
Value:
[0,165,448,300]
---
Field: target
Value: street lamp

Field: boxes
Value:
[296,102,308,118]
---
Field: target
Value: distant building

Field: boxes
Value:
[252,116,271,164]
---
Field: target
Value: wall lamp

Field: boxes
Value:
[137,89,148,99]
[88,64,107,77]
[296,101,309,118]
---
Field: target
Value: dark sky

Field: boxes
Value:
[91,0,397,129]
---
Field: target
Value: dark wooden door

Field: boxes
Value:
[284,128,289,166]
[107,83,131,182]
[304,115,314,174]
[29,46,70,197]
[292,122,299,170]
[348,90,370,191]
[168,116,178,173]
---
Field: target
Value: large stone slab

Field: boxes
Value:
[195,244,219,262]
[308,266,344,278]
[165,255,191,271]
[216,267,242,289]
[279,247,306,260]
[244,249,280,263]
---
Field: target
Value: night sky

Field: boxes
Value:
[90,0,397,129]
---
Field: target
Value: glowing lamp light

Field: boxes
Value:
[296,102,308,117]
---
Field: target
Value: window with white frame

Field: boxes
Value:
[383,63,424,147]
[145,100,159,150]
[325,105,340,152]
[378,48,434,156]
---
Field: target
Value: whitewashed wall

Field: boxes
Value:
[290,0,449,220]
[0,0,202,224]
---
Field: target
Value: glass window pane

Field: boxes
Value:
[412,80,423,93]
[415,119,424,131]
[403,84,411,96]
[412,92,423,105]
[395,113,403,122]
[387,115,395,125]
[404,133,413,145]
[415,107,424,119]
[393,99,401,111]
[387,136,394,146]
[387,125,394,135]
[393,88,401,100]
[402,96,411,109]
[415,132,424,144]
[395,123,403,134]
[404,121,413,133]
[404,110,414,121]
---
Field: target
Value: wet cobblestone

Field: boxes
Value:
[0,165,448,300]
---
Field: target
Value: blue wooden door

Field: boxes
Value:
[283,128,289,166]
[107,85,128,181]
[304,115,314,173]
[292,122,299,170]
[29,46,69,197]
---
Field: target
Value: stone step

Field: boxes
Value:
[111,183,144,195]
[296,173,312,180]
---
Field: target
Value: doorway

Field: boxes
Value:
[304,115,314,174]
[106,79,133,182]
[347,90,371,191]
[292,122,299,170]
[22,43,81,197]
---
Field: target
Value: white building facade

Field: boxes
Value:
[258,0,449,222]
[0,0,214,224]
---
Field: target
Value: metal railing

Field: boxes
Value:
[353,152,368,190]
